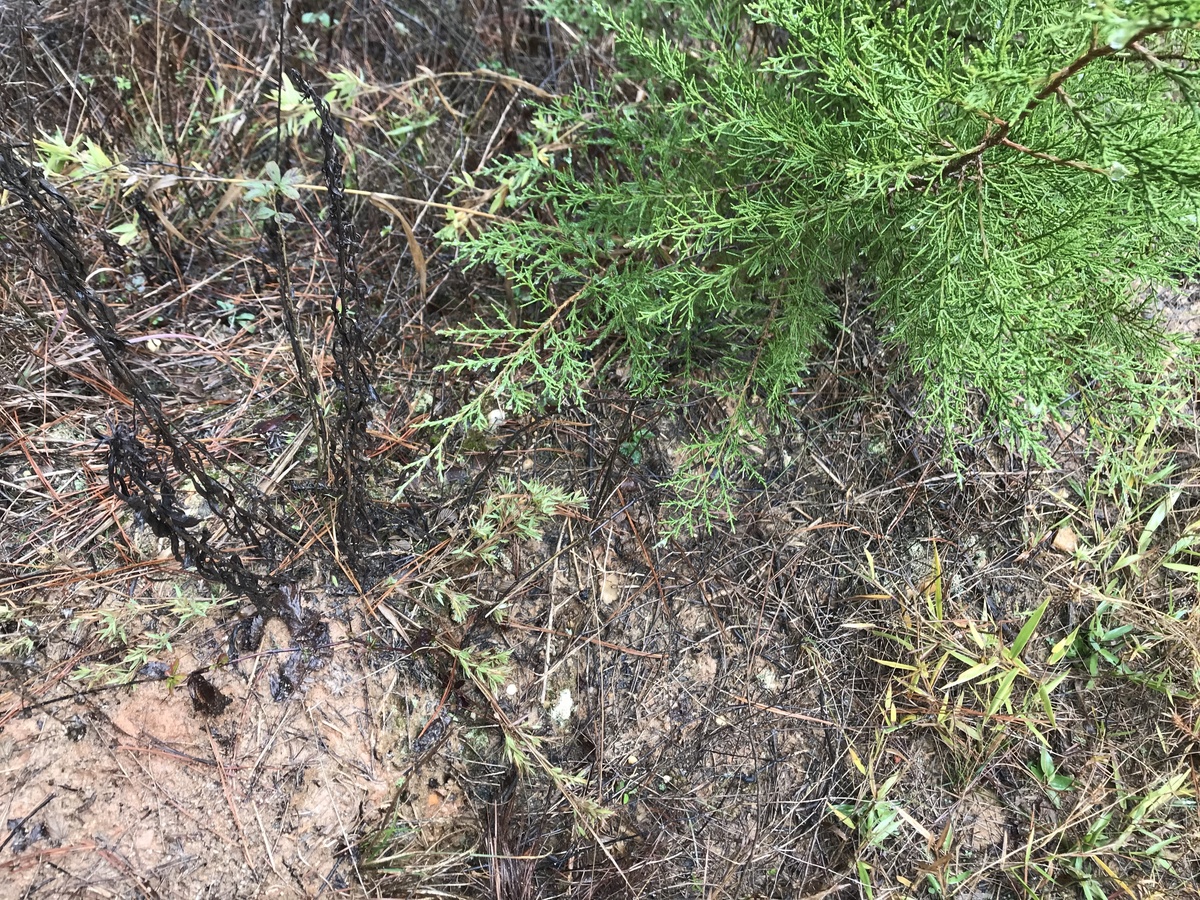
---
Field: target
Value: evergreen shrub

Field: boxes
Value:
[442,0,1200,531]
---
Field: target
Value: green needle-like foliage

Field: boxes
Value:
[448,0,1200,531]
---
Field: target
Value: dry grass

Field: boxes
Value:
[2,2,1199,899]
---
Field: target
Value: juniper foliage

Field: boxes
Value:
[444,0,1200,531]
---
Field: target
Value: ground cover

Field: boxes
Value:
[1,2,1199,898]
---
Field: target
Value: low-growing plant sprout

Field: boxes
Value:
[447,0,1200,532]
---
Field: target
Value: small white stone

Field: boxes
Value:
[757,666,778,692]
[549,688,573,728]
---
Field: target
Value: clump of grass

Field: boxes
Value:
[834,409,1200,897]
[71,583,235,687]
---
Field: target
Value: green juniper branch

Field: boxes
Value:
[936,21,1176,184]
[432,0,1200,532]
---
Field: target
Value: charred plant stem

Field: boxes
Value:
[287,68,377,569]
[0,146,290,612]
